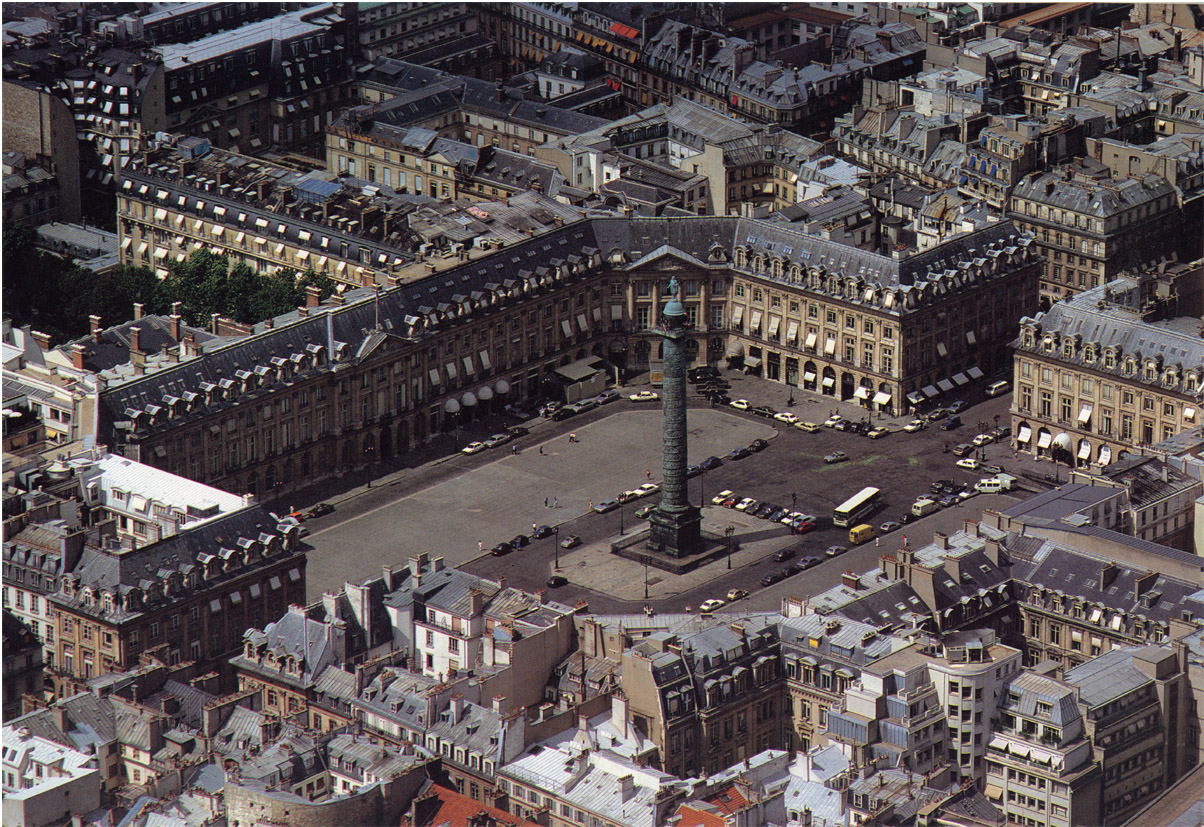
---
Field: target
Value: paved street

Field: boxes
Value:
[299,369,1060,607]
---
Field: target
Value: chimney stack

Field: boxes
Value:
[71,344,87,370]
[129,326,142,355]
[133,302,144,320]
[89,315,103,340]
[30,330,52,350]
[306,285,322,307]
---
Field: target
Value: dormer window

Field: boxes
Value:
[1144,361,1157,382]
[1104,350,1116,369]
[1083,345,1095,363]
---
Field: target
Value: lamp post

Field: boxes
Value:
[619,504,625,536]
[553,526,560,570]
[700,468,706,505]
[644,556,650,599]
[791,491,797,510]
[725,525,735,569]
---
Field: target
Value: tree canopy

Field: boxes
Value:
[2,220,338,344]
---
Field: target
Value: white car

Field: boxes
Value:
[630,390,660,402]
[699,598,726,613]
[729,399,750,410]
[774,411,799,424]
[956,458,980,471]
[778,510,803,525]
[461,441,486,455]
[823,415,844,428]
[972,433,994,447]
[635,482,660,498]
[903,419,927,433]
[734,497,757,511]
[712,489,735,505]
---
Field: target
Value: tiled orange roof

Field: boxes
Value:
[402,784,539,827]
[706,784,750,816]
[674,804,728,827]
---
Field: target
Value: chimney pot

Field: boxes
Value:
[133,302,144,320]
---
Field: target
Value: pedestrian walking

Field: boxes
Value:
[539,446,544,455]
[553,497,559,508]
[588,500,593,511]
[646,468,652,480]
[544,497,549,508]
[478,540,484,553]
[511,445,518,455]
[532,522,538,534]
[875,537,880,548]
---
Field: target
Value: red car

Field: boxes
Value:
[722,495,741,508]
[793,520,818,535]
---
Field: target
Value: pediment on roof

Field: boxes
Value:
[626,244,712,272]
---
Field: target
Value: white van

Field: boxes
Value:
[986,380,1012,397]
[975,478,1004,494]
[911,498,940,517]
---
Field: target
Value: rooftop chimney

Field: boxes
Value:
[133,302,144,320]
[89,315,103,340]
[30,330,51,350]
[306,285,322,307]
[129,325,142,356]
[71,344,86,370]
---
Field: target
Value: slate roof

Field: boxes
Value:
[1001,671,1081,726]
[1012,169,1177,216]
[61,315,222,374]
[1063,646,1159,708]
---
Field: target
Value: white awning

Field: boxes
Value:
[462,356,475,376]
[1077,404,1092,425]
[732,306,744,326]
[577,313,588,332]
[120,237,132,250]
[907,391,925,405]
[1185,407,1197,421]
[428,369,441,385]
[805,331,817,349]
[937,342,948,357]
[873,391,892,405]
[966,330,977,345]
[494,379,510,394]
[1017,425,1032,443]
[479,350,491,371]
[1037,431,1052,449]
[445,361,457,380]
[611,305,623,320]
[767,316,780,338]
[561,320,573,337]
[854,386,870,399]
[137,242,149,255]
[822,376,835,388]
[952,372,969,386]
[1078,441,1091,459]
[726,340,744,358]
[937,379,955,392]
[256,217,269,228]
[803,371,817,382]
[154,208,167,221]
[786,321,798,343]
[153,248,167,259]
[443,397,461,413]
[1099,445,1112,465]
[592,307,602,322]
[984,784,1003,802]
[1054,432,1074,451]
[967,366,984,379]
[823,336,836,356]
[461,391,477,406]
[750,311,762,332]
[211,225,224,237]
[922,384,939,398]
[296,250,309,260]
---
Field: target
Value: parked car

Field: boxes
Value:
[484,433,512,448]
[635,483,660,498]
[551,407,577,421]
[938,494,961,508]
[760,571,786,587]
[593,500,619,513]
[540,401,563,418]
[700,598,726,613]
[825,545,848,557]
[823,415,844,428]
[793,520,818,535]
[754,503,776,519]
[490,542,513,556]
[507,425,530,437]
[729,399,750,410]
[774,411,799,424]
[721,495,741,508]
[956,458,980,471]
[635,505,654,518]
[596,389,621,404]
[824,451,848,464]
[952,443,974,457]
[688,366,720,382]
[833,420,856,432]
[981,464,1004,476]
[991,426,1011,440]
[799,556,822,569]
[703,392,731,405]
[866,426,891,439]
[926,407,952,422]
[712,489,735,505]
[772,548,796,562]
[949,400,969,414]
[879,521,901,534]
[734,498,758,512]
[685,464,703,478]
[727,588,749,601]
[749,438,769,452]
[532,525,553,539]
[726,446,752,460]
[617,490,641,504]
[971,433,994,447]
[630,390,660,402]
[306,502,335,519]
[903,419,927,433]
[462,441,487,455]
[510,534,530,548]
[795,421,822,432]
[986,380,1012,397]
[546,575,568,588]
[559,535,582,549]
[750,405,776,418]
[700,456,723,471]
[766,507,788,522]
[940,415,962,430]
[781,564,802,578]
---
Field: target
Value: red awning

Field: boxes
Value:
[609,21,639,39]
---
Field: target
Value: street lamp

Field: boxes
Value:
[644,556,650,599]
[791,491,797,510]
[553,526,560,570]
[725,525,735,569]
[619,503,625,536]
[700,468,707,505]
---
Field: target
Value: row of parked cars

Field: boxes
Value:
[710,489,820,534]
[460,425,530,455]
[540,388,624,421]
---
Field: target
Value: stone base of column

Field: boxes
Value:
[645,504,704,558]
